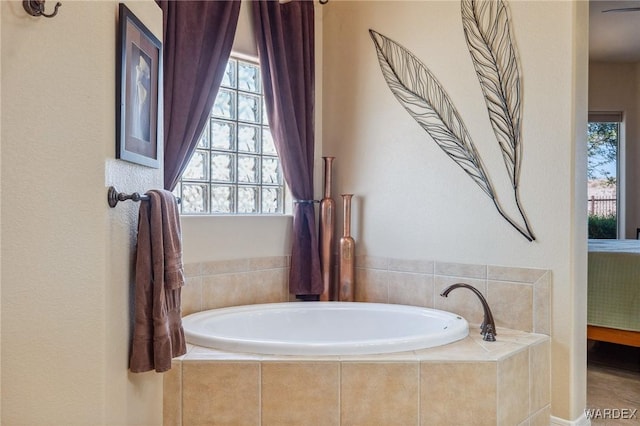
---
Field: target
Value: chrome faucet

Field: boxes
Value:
[440,283,496,341]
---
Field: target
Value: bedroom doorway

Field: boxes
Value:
[587,2,640,419]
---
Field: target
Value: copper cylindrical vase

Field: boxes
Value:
[319,157,336,301]
[339,194,355,302]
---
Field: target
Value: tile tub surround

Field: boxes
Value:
[164,329,551,425]
[181,256,291,316]
[180,255,551,337]
[355,256,551,335]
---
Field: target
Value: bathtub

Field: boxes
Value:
[181,302,469,355]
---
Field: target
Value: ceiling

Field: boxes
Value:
[590,1,640,62]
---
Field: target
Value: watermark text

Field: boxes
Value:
[585,408,638,420]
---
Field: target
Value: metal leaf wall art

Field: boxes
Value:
[369,0,535,241]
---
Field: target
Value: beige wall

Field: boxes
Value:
[589,61,640,238]
[181,216,293,263]
[2,1,162,424]
[322,0,587,422]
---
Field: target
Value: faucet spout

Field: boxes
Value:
[440,283,496,341]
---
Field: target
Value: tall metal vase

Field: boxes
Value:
[319,157,336,301]
[339,194,355,302]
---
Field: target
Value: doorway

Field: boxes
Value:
[587,2,640,418]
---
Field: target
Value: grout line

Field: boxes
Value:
[338,362,342,425]
[258,362,262,426]
[533,282,538,334]
[529,346,533,419]
[180,361,184,426]
[496,357,501,425]
[417,361,422,425]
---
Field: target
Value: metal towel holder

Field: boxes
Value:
[107,186,180,208]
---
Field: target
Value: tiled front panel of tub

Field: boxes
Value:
[164,331,550,426]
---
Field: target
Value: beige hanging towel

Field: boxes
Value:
[129,189,186,373]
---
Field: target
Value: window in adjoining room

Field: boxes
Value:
[587,112,622,239]
[175,57,285,215]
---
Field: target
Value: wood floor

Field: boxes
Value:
[587,341,640,425]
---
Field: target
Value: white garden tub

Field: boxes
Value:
[182,302,468,355]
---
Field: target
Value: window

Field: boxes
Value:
[587,112,622,239]
[175,57,285,215]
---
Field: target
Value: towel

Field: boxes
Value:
[129,189,186,373]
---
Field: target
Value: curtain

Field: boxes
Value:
[252,0,322,297]
[158,0,241,191]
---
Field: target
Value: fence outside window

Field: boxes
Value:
[588,196,616,217]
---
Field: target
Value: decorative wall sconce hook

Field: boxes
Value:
[23,0,61,18]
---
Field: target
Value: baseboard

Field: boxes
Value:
[550,413,591,426]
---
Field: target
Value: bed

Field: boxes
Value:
[587,239,640,347]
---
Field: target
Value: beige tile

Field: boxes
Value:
[487,265,547,283]
[388,258,434,274]
[248,256,288,271]
[414,337,491,362]
[183,262,203,278]
[185,347,263,361]
[182,361,259,425]
[533,272,551,335]
[435,261,486,279]
[469,329,548,359]
[262,362,340,426]
[434,277,487,326]
[181,276,202,317]
[469,336,528,361]
[163,361,182,426]
[341,362,419,425]
[202,273,255,309]
[201,258,249,276]
[421,361,497,425]
[250,269,288,304]
[530,341,550,413]
[487,281,533,332]
[528,405,550,426]
[356,255,389,270]
[388,272,433,307]
[355,268,388,303]
[497,349,529,426]
[340,350,418,362]
[260,353,341,362]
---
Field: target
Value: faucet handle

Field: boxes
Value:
[482,324,496,342]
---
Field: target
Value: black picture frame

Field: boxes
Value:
[116,3,163,168]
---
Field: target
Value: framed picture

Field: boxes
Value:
[116,3,163,168]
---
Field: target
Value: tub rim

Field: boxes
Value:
[182,302,469,355]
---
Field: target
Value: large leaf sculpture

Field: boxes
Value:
[369,28,534,241]
[369,29,493,198]
[461,0,534,240]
